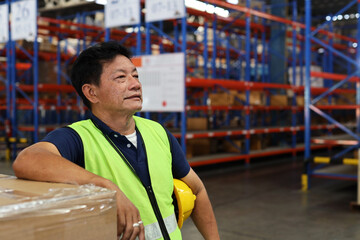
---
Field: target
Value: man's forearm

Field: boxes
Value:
[13,142,108,187]
[191,188,220,240]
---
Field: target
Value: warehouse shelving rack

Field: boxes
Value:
[0,0,42,160]
[303,0,360,195]
[0,0,322,163]
[1,0,354,167]
[180,0,332,166]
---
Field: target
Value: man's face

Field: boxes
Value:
[95,55,142,114]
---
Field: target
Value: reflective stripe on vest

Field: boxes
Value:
[145,213,177,240]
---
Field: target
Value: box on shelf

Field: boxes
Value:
[354,150,359,159]
[38,61,58,84]
[187,117,208,131]
[315,97,334,106]
[237,0,263,9]
[186,138,211,157]
[296,96,304,106]
[270,94,288,106]
[208,91,238,106]
[288,65,323,87]
[224,139,243,153]
[250,136,263,150]
[0,174,117,240]
[237,91,265,106]
[335,94,356,105]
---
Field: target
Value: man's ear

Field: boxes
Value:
[82,84,99,104]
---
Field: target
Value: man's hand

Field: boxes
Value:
[115,190,145,240]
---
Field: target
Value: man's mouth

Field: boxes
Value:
[124,95,142,100]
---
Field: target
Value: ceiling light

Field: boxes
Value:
[95,0,106,5]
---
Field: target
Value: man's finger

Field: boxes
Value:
[138,220,145,240]
[129,221,141,240]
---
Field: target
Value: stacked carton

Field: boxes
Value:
[208,90,266,106]
[0,175,117,240]
[186,117,211,158]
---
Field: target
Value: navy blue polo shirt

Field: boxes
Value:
[41,114,190,187]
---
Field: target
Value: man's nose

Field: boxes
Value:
[129,76,141,89]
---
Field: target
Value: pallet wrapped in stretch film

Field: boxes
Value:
[0,174,117,240]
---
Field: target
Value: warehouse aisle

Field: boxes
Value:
[182,159,360,240]
[1,158,360,240]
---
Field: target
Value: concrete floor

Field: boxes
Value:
[182,159,360,240]
[1,158,360,239]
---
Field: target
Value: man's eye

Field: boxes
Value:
[133,75,139,78]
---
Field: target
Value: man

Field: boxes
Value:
[13,41,219,240]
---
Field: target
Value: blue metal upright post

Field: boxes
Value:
[56,27,62,125]
[105,28,110,42]
[10,38,16,158]
[244,0,251,163]
[261,5,266,83]
[204,22,209,78]
[181,14,187,154]
[212,14,217,79]
[356,2,360,135]
[5,0,10,124]
[291,0,298,156]
[136,21,141,55]
[303,0,311,191]
[33,0,39,143]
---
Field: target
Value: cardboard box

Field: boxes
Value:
[208,92,235,106]
[237,91,265,106]
[250,136,262,150]
[0,175,117,240]
[270,95,288,106]
[224,139,243,153]
[237,0,263,10]
[187,139,211,156]
[187,117,208,131]
[288,65,323,87]
[296,96,304,106]
[315,97,333,106]
[335,94,356,105]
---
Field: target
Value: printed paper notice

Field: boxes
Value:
[145,0,185,23]
[11,0,36,41]
[137,52,185,112]
[105,0,140,28]
[0,4,8,43]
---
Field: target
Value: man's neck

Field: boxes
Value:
[92,109,136,135]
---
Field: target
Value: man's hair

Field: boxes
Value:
[71,41,133,109]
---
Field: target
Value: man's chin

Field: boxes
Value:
[134,105,143,113]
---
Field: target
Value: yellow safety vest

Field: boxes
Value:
[69,116,182,239]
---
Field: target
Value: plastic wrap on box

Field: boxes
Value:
[0,174,117,240]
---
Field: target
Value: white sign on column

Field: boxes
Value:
[105,0,140,28]
[0,4,9,43]
[11,0,36,41]
[138,52,185,112]
[145,0,185,23]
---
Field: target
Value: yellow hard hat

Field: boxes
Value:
[173,179,196,229]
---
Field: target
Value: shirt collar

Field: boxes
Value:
[90,113,117,136]
[90,113,138,137]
